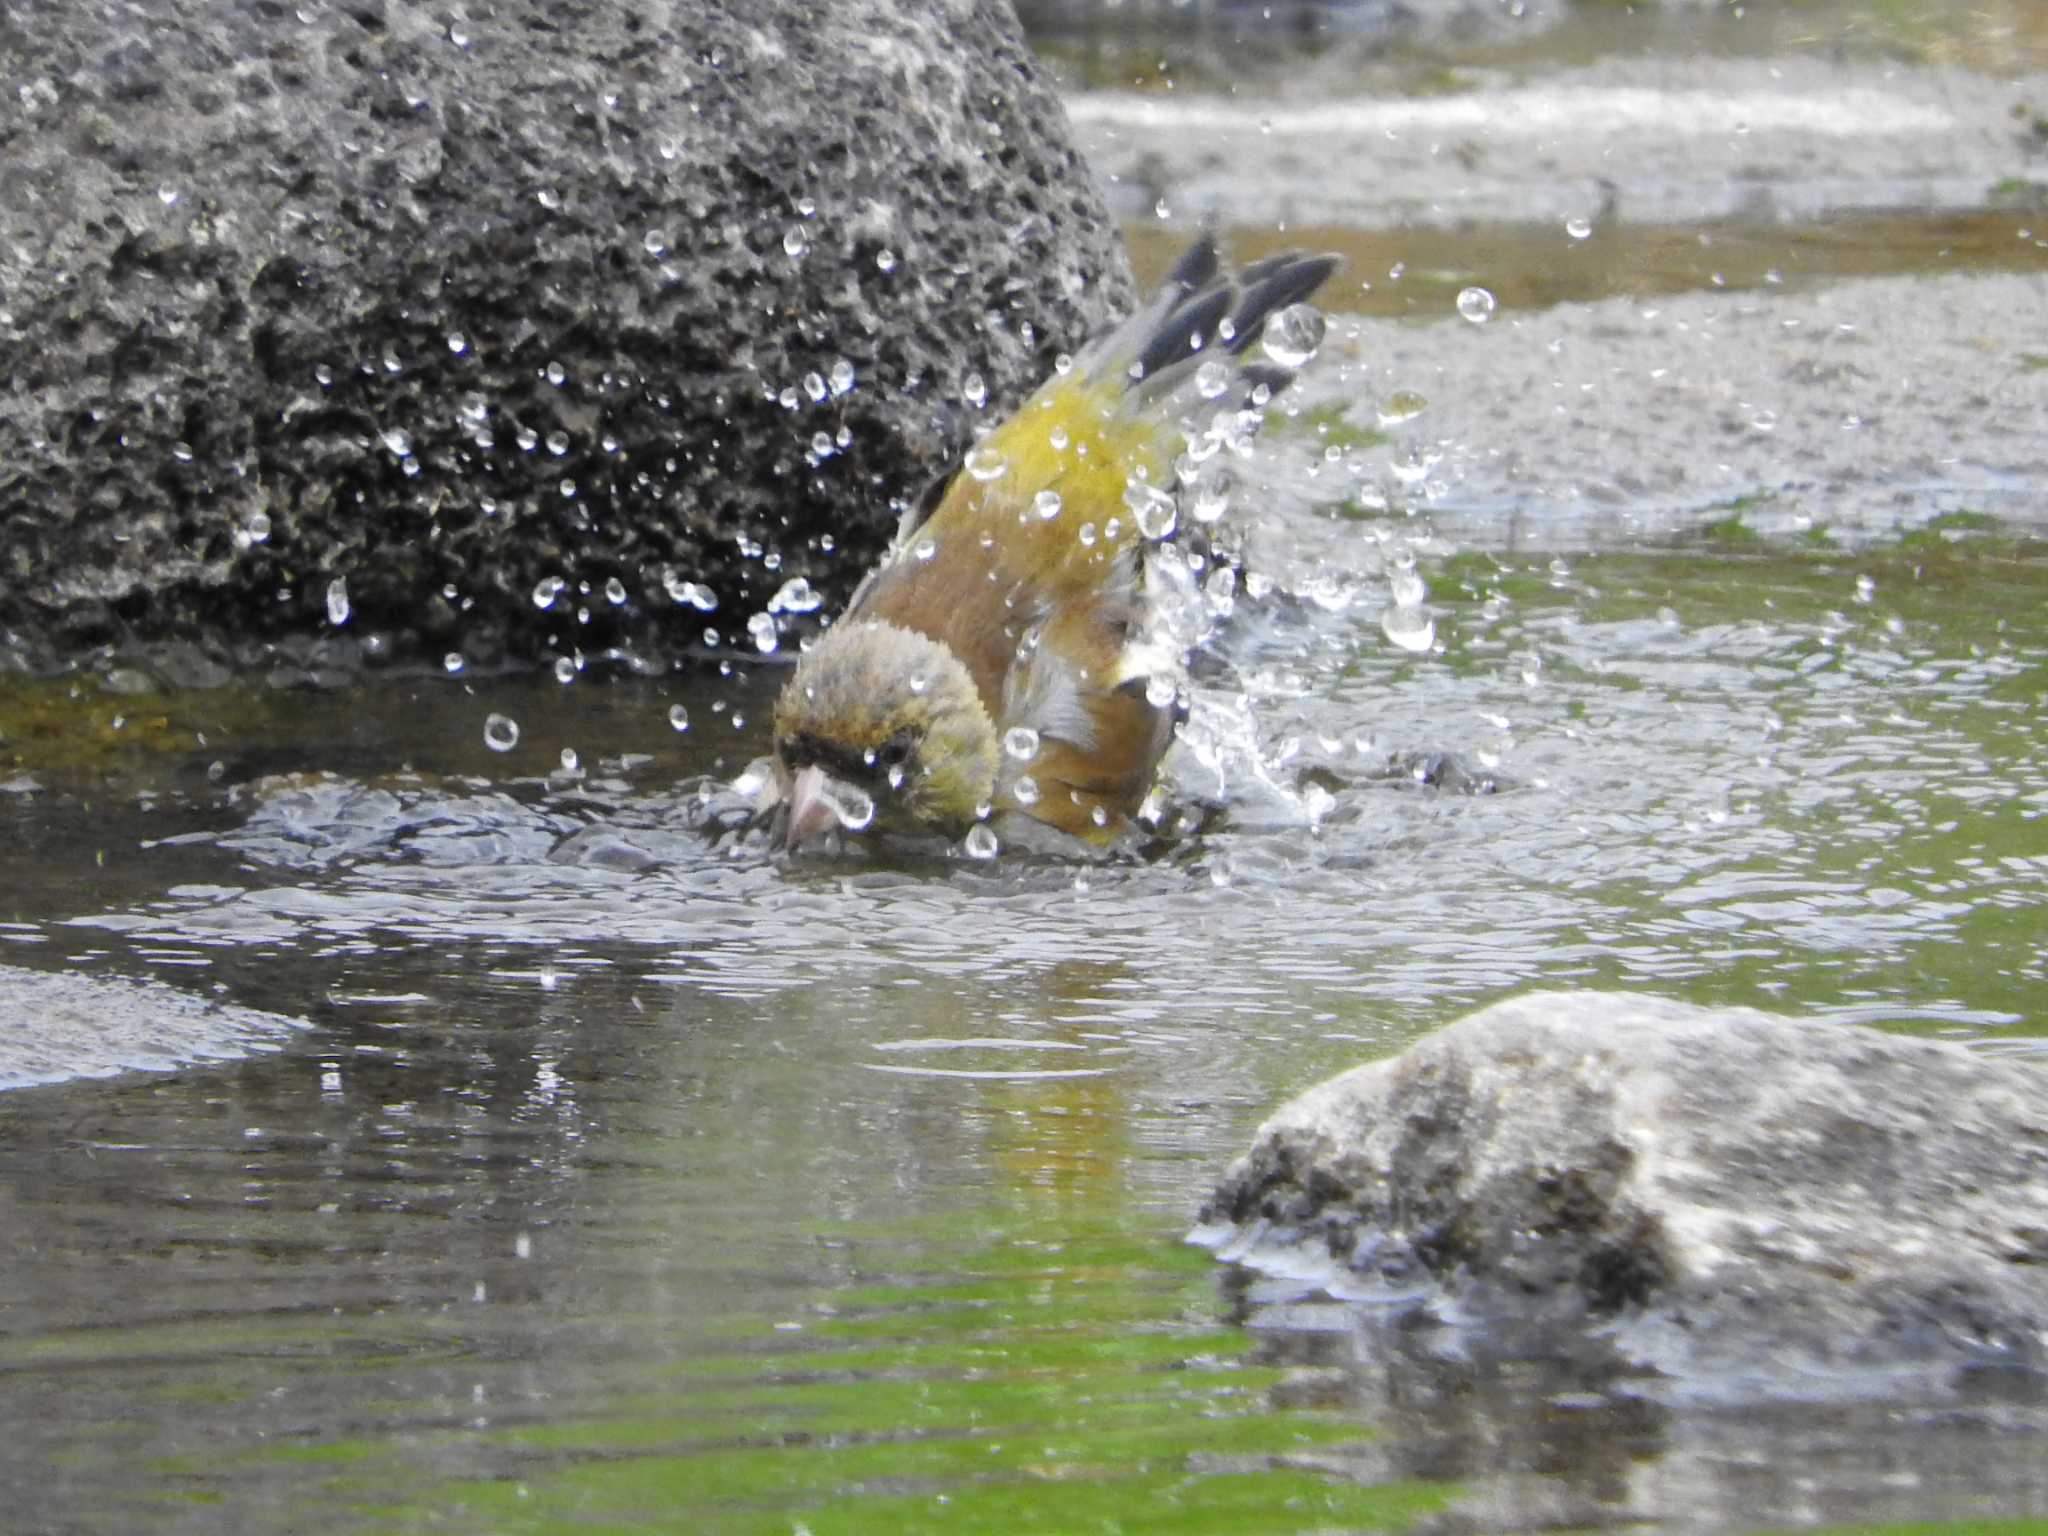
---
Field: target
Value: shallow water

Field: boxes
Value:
[8,8,2048,1532]
[5,521,2045,1532]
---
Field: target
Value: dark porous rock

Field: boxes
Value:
[0,0,1131,677]
[1199,991,2048,1402]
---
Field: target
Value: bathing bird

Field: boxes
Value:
[766,237,1339,850]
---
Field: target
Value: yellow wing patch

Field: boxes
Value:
[922,371,1176,602]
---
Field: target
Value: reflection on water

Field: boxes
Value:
[3,536,2044,1530]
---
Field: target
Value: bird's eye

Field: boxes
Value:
[874,734,915,771]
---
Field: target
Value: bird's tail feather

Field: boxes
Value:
[1075,237,1340,414]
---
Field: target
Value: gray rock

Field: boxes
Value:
[1199,991,2048,1400]
[0,0,1132,676]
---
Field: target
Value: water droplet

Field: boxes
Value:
[1377,390,1428,427]
[913,537,938,562]
[1012,774,1040,807]
[1048,424,1070,452]
[1032,490,1063,521]
[664,705,689,734]
[1305,572,1356,613]
[1750,409,1778,434]
[810,431,834,458]
[1144,674,1178,708]
[545,430,569,456]
[559,747,580,774]
[961,824,999,860]
[1077,522,1097,548]
[379,427,413,457]
[604,577,627,605]
[802,371,827,403]
[483,713,519,751]
[1003,726,1040,760]
[1456,286,1497,324]
[1190,475,1231,524]
[554,656,578,684]
[1194,359,1231,399]
[545,360,566,387]
[1123,479,1177,540]
[1390,568,1427,608]
[828,358,855,396]
[746,612,779,653]
[444,652,466,673]
[313,364,333,388]
[1381,605,1436,653]
[875,248,896,272]
[643,229,668,256]
[325,577,350,626]
[516,427,539,452]
[447,332,468,354]
[665,573,717,611]
[170,440,194,463]
[826,781,876,831]
[964,444,1007,481]
[908,674,929,695]
[961,372,988,410]
[1854,574,1876,604]
[768,576,821,614]
[1565,216,1593,240]
[783,225,808,259]
[533,575,566,609]
[1261,304,1326,367]
[243,511,271,544]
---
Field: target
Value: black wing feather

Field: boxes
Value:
[1113,240,1340,404]
[1224,253,1342,356]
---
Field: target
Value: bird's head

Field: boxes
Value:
[770,620,999,847]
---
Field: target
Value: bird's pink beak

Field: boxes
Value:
[783,765,839,849]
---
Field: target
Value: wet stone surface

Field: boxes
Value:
[1201,991,2048,1402]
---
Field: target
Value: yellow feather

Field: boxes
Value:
[918,370,1173,600]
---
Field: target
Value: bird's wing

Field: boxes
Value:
[999,586,1181,839]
